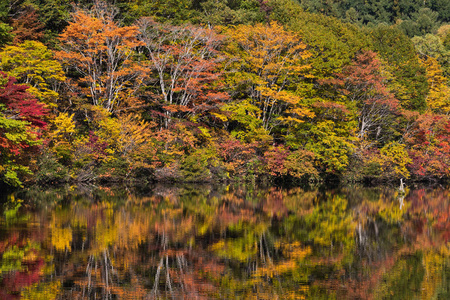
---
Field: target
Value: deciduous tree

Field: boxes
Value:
[322,51,399,147]
[224,21,313,133]
[57,3,144,112]
[0,41,65,106]
[138,18,228,127]
[0,72,47,186]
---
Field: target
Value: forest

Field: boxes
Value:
[1,0,450,187]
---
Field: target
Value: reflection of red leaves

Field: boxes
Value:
[261,188,288,218]
[408,189,450,243]
[1,258,44,296]
[434,206,450,241]
[0,232,21,253]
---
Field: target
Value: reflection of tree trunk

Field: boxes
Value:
[103,250,111,300]
[81,250,117,300]
[151,257,164,298]
[148,229,201,300]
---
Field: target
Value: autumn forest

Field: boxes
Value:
[2,0,450,188]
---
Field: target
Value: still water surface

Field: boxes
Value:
[0,184,449,299]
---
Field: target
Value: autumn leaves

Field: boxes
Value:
[3,0,450,186]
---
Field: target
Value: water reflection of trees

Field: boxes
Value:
[0,184,449,299]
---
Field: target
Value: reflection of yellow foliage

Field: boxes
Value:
[51,227,72,252]
[50,210,73,252]
[283,188,317,216]
[93,206,117,253]
[368,196,410,224]
[440,243,450,256]
[70,206,88,228]
[116,213,150,250]
[21,280,61,300]
[306,195,356,248]
[279,241,312,260]
[253,242,311,281]
[210,237,258,262]
[420,250,444,300]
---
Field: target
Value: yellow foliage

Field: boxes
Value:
[0,40,66,105]
[52,112,76,137]
[21,281,62,300]
[225,21,313,130]
[421,57,450,113]
[380,142,412,179]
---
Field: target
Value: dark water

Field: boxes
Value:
[0,183,449,299]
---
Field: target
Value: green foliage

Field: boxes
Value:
[221,100,272,143]
[126,0,197,24]
[1,0,450,185]
[35,152,70,183]
[305,195,355,250]
[304,120,356,174]
[199,0,266,25]
[0,22,13,45]
[370,24,428,111]
[283,8,372,79]
[180,147,216,182]
[296,0,449,35]
[373,253,425,300]
[398,8,441,37]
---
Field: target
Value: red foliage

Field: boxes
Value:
[312,101,351,121]
[321,51,399,141]
[0,72,47,128]
[11,6,44,44]
[405,114,450,178]
[86,131,109,158]
[0,72,48,164]
[263,145,290,176]
[217,138,255,163]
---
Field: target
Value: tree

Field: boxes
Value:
[0,72,47,186]
[0,41,65,106]
[125,0,195,24]
[420,56,450,114]
[370,24,428,111]
[0,0,12,45]
[405,114,450,179]
[224,21,313,134]
[412,33,450,79]
[138,18,228,127]
[57,3,144,112]
[10,6,44,44]
[322,51,399,147]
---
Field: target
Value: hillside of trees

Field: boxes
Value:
[1,0,450,187]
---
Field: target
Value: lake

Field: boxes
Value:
[0,183,449,299]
